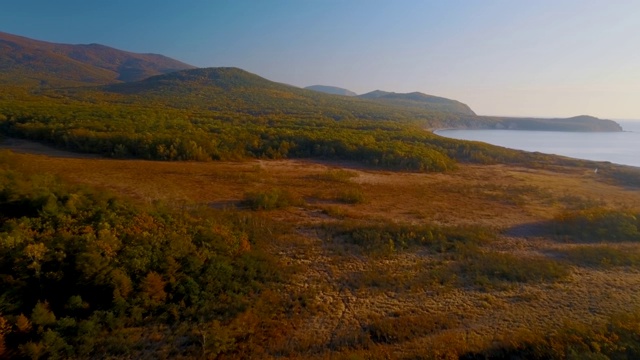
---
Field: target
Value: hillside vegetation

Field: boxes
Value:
[305,85,357,96]
[0,67,624,176]
[0,31,195,87]
[359,90,477,116]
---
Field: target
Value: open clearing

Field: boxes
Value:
[6,147,640,357]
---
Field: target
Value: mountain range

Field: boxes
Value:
[0,31,622,132]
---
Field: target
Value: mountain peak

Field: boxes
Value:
[101,67,296,98]
[359,90,392,99]
[127,67,277,89]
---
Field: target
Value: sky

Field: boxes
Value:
[2,0,640,119]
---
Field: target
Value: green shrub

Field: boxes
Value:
[366,313,458,344]
[553,208,640,242]
[459,251,569,288]
[328,221,493,255]
[243,188,302,210]
[337,188,366,204]
[462,309,640,359]
[322,205,347,218]
[559,245,640,268]
[315,169,358,183]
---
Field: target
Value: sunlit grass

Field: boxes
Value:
[559,244,640,268]
[3,151,640,358]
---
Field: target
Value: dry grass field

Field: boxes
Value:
[5,142,640,358]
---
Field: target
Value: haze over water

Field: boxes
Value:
[436,120,640,168]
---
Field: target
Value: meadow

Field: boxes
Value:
[2,144,640,358]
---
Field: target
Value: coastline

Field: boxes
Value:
[428,127,459,133]
[434,127,640,169]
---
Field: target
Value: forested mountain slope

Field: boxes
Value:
[0,65,626,174]
[0,32,625,175]
[359,90,477,116]
[0,31,195,87]
[95,67,469,121]
[305,85,357,96]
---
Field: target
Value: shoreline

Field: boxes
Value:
[433,127,640,169]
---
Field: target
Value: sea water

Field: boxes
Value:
[435,120,640,168]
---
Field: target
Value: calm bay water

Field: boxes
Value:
[436,120,640,168]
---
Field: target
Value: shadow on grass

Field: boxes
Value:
[209,200,245,210]
[503,222,550,238]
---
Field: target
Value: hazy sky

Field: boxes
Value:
[3,0,640,118]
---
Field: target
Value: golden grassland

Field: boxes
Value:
[5,144,640,358]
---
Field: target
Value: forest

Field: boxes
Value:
[0,67,623,174]
[0,151,297,358]
[0,81,607,176]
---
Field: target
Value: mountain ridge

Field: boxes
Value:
[305,85,357,96]
[58,66,620,132]
[359,89,477,116]
[0,31,195,86]
[0,32,623,133]
[86,67,481,122]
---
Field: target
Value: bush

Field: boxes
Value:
[314,169,358,183]
[559,245,640,268]
[328,221,492,255]
[322,206,347,218]
[459,251,569,288]
[337,188,366,204]
[462,309,640,359]
[366,313,458,344]
[243,188,302,210]
[553,208,640,242]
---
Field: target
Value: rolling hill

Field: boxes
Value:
[0,31,195,87]
[0,66,533,171]
[359,90,477,116]
[305,85,357,96]
[84,67,472,123]
[0,32,624,169]
[0,32,620,133]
